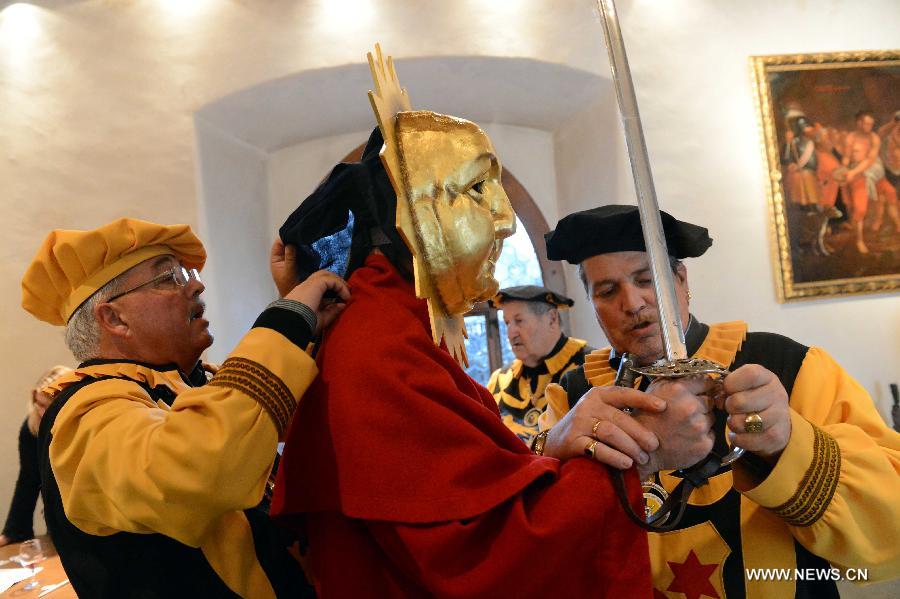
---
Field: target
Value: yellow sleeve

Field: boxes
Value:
[486,368,501,397]
[737,347,900,580]
[50,326,317,547]
[538,382,570,431]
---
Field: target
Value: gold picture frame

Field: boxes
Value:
[751,50,900,302]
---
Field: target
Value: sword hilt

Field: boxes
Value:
[630,358,745,465]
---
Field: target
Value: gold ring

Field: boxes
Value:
[744,412,764,434]
[591,419,602,437]
[584,440,599,459]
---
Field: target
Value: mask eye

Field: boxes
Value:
[466,179,486,201]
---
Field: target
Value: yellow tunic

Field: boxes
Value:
[43,326,316,599]
[487,336,589,444]
[543,321,900,597]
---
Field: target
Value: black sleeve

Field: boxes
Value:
[731,332,809,397]
[2,420,40,542]
[559,367,591,411]
[252,306,314,350]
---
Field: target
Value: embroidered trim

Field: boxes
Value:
[208,357,296,435]
[772,425,841,527]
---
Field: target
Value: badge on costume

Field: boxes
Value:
[643,480,670,524]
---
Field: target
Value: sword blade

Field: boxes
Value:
[597,0,686,361]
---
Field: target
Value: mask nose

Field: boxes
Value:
[491,186,516,241]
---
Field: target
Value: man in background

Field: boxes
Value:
[487,285,592,444]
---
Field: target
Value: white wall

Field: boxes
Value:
[553,85,635,342]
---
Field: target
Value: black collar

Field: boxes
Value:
[520,334,568,378]
[684,315,709,356]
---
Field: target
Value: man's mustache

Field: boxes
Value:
[190,301,206,319]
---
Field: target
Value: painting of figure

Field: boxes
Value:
[752,51,900,301]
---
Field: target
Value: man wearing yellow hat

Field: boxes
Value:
[21,217,349,598]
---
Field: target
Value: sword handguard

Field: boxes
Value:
[629,358,746,465]
[609,354,746,530]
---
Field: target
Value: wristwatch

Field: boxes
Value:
[530,429,550,456]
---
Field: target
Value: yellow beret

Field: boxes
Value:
[22,218,207,326]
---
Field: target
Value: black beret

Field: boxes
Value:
[544,205,712,264]
[488,285,574,309]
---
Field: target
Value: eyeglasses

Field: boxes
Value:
[106,265,202,303]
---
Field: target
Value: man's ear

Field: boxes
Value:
[95,302,130,339]
[675,262,688,286]
[548,307,560,328]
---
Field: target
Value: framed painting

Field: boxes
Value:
[751,50,900,301]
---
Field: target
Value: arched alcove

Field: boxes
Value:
[192,55,612,362]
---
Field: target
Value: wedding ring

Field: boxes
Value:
[591,419,602,437]
[744,412,764,434]
[585,440,599,459]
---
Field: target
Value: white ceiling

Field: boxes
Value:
[195,55,609,152]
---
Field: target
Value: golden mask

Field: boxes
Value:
[396,111,515,315]
[368,45,516,365]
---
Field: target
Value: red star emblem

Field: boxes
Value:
[666,549,720,599]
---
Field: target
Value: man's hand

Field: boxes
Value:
[634,376,717,478]
[542,387,664,469]
[284,270,351,335]
[270,238,300,298]
[723,364,791,462]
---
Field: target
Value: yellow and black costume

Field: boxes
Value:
[543,317,900,598]
[21,218,317,598]
[486,285,591,444]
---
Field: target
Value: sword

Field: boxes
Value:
[596,1,743,469]
[597,0,686,362]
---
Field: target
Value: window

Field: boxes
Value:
[463,216,543,385]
